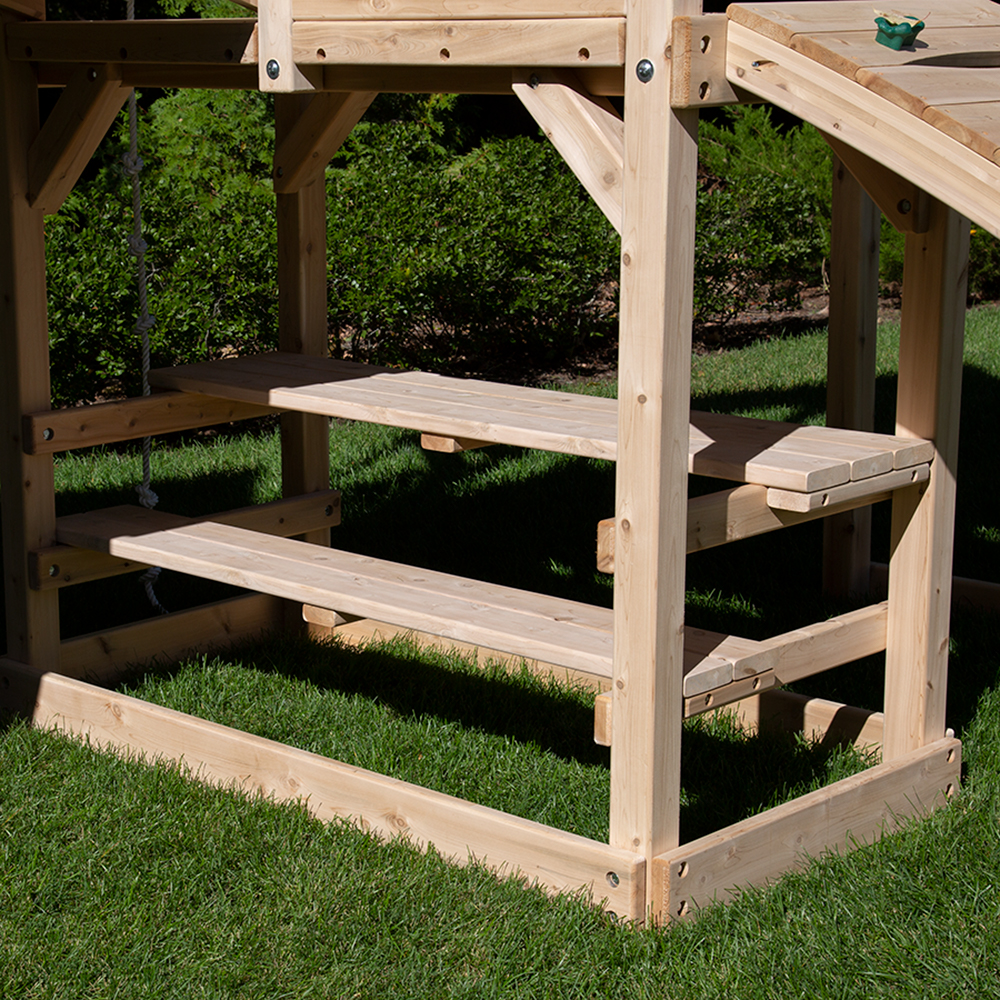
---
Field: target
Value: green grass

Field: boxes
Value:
[3,308,1000,997]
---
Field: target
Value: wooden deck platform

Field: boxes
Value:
[149,352,932,502]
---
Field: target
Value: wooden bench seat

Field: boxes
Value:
[149,352,932,504]
[57,504,787,699]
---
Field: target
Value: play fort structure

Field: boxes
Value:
[3,0,996,921]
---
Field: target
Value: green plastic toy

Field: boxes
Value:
[874,11,926,50]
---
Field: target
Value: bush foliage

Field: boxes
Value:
[43,86,1000,405]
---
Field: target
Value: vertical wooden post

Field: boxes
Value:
[274,95,331,631]
[883,197,969,761]
[823,155,880,598]
[611,0,699,908]
[0,22,60,665]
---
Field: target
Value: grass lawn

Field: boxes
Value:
[2,310,1000,998]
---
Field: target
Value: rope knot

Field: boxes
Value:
[121,151,144,177]
[136,483,159,509]
[127,234,148,257]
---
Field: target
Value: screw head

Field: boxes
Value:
[266,59,281,80]
[42,427,54,441]
[898,199,912,214]
[529,73,540,89]
[636,58,654,83]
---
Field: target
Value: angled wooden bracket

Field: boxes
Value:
[669,14,741,109]
[258,0,317,93]
[823,131,930,233]
[273,90,376,193]
[28,63,128,215]
[1,0,44,19]
[512,69,623,234]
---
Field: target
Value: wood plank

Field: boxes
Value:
[513,69,624,233]
[28,63,128,215]
[23,392,276,455]
[871,561,1000,613]
[273,90,375,193]
[823,153,878,598]
[728,690,885,750]
[58,594,286,681]
[652,737,960,920]
[595,670,777,745]
[260,0,316,92]
[0,0,44,19]
[922,102,1000,167]
[609,0,699,888]
[31,491,342,590]
[884,198,969,761]
[0,20,60,667]
[240,0,626,16]
[3,663,645,919]
[670,13,740,108]
[858,65,1000,121]
[766,463,929,513]
[419,433,490,453]
[727,2,999,47]
[725,22,1000,239]
[8,19,260,64]
[822,132,930,234]
[291,19,626,67]
[275,94,332,567]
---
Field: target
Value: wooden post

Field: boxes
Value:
[610,0,699,902]
[823,154,879,599]
[884,197,969,760]
[0,21,60,666]
[275,95,331,630]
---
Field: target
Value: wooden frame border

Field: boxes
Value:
[0,660,646,919]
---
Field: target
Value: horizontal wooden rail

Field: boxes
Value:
[0,661,646,919]
[23,391,277,455]
[651,737,960,921]
[31,490,341,590]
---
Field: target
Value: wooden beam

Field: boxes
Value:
[419,433,490,454]
[872,562,1000,613]
[596,483,902,574]
[823,154,879,599]
[822,133,930,235]
[58,594,286,682]
[238,0,626,17]
[259,0,316,93]
[651,737,960,921]
[275,94,331,573]
[28,62,128,215]
[513,69,624,233]
[669,14,740,109]
[31,490,342,590]
[884,198,969,760]
[610,0,699,892]
[23,392,276,455]
[723,690,885,751]
[292,19,626,67]
[0,0,44,19]
[2,662,646,919]
[273,90,375,193]
[0,18,60,666]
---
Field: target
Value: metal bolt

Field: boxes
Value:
[636,58,654,83]
[529,73,540,89]
[48,564,59,577]
[42,427,53,441]
[898,199,912,214]
[87,68,98,81]
[276,166,284,177]
[266,59,281,80]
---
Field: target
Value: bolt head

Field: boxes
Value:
[529,73,540,89]
[636,58,654,83]
[266,59,281,80]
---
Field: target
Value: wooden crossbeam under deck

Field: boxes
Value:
[0,660,645,919]
[55,504,805,699]
[149,352,932,498]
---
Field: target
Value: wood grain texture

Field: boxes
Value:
[58,594,286,681]
[23,392,276,455]
[32,491,341,590]
[726,21,1000,239]
[513,69,624,232]
[669,14,739,108]
[652,737,960,921]
[0,26,60,666]
[28,63,127,215]
[884,199,969,760]
[6,664,645,919]
[273,89,375,193]
[240,0,625,16]
[292,18,625,66]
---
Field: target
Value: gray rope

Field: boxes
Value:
[124,0,167,615]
